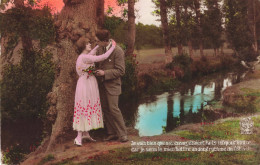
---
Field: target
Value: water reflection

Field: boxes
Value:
[134,72,244,136]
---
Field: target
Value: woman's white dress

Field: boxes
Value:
[73,45,115,132]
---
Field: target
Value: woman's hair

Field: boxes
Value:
[77,40,88,54]
[96,29,110,42]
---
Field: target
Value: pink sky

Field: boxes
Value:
[36,0,64,13]
[38,0,123,14]
[1,0,123,14]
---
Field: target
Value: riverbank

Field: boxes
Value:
[136,53,239,98]
[21,64,260,165]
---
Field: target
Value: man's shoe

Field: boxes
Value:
[104,135,118,141]
[119,135,128,143]
[82,135,96,142]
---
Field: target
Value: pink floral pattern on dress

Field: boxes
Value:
[73,99,102,127]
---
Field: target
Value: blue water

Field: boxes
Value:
[133,72,243,136]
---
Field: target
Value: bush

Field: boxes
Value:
[137,67,180,95]
[2,144,25,165]
[225,95,257,113]
[121,54,138,100]
[220,55,238,69]
[166,53,193,81]
[1,49,55,121]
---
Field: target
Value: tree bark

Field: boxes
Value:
[159,0,172,63]
[96,0,104,28]
[251,0,258,53]
[184,4,193,58]
[175,0,183,55]
[194,0,204,57]
[188,40,194,58]
[126,0,136,57]
[43,0,98,152]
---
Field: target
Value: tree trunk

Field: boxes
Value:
[194,0,204,57]
[159,0,172,63]
[175,1,183,55]
[216,48,219,56]
[126,0,136,57]
[221,45,224,55]
[96,0,104,28]
[188,40,194,58]
[184,5,193,58]
[42,0,98,152]
[251,0,258,53]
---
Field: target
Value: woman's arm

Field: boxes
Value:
[82,40,116,63]
[89,45,99,55]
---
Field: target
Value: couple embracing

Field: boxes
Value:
[73,30,128,146]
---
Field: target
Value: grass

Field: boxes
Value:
[240,88,260,112]
[38,154,55,165]
[76,147,258,165]
[59,115,260,165]
[175,115,260,141]
[134,48,234,64]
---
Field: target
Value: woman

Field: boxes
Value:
[73,40,116,146]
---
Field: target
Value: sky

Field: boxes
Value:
[104,0,160,26]
[1,0,160,26]
[135,0,160,26]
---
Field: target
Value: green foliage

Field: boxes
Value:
[166,53,193,80]
[223,0,256,61]
[2,144,26,165]
[106,6,113,15]
[104,16,163,49]
[121,55,138,100]
[104,16,127,45]
[219,55,238,69]
[1,49,55,121]
[138,69,180,96]
[38,154,55,165]
[104,16,126,38]
[202,0,223,50]
[235,88,260,113]
[0,6,55,54]
[135,23,163,49]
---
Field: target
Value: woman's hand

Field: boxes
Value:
[111,39,116,47]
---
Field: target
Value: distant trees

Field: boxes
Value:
[202,0,223,56]
[159,0,173,63]
[136,23,164,49]
[152,0,259,61]
[224,0,258,61]
[193,0,204,56]
[104,16,164,50]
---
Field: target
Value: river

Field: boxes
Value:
[121,70,247,137]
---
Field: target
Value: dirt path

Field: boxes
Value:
[21,128,184,165]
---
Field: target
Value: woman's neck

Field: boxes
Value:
[82,49,90,54]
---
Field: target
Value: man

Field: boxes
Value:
[95,30,128,142]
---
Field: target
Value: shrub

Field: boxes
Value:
[121,54,138,100]
[166,53,193,81]
[220,55,239,69]
[1,49,55,121]
[2,144,25,165]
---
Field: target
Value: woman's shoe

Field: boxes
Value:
[74,138,82,146]
[82,135,96,142]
